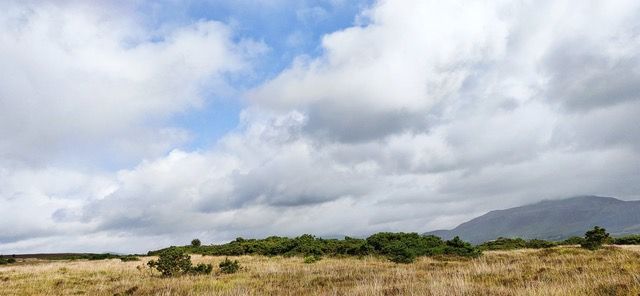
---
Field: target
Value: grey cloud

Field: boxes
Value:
[551,100,640,151]
[230,155,372,207]
[304,102,428,143]
[544,39,640,112]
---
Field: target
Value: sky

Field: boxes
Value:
[1,0,639,254]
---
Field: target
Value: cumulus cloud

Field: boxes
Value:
[0,0,261,165]
[0,166,114,244]
[248,0,510,141]
[0,0,261,252]
[2,0,640,253]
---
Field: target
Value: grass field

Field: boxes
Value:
[1,246,640,295]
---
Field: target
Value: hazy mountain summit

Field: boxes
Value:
[425,196,640,243]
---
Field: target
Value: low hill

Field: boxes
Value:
[0,253,128,260]
[425,195,640,243]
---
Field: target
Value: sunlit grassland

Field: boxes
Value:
[1,246,640,295]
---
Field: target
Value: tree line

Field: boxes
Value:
[150,227,640,264]
[149,232,480,264]
[477,226,639,251]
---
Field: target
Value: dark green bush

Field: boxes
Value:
[478,237,555,251]
[444,236,481,257]
[119,256,140,262]
[581,226,609,250]
[0,258,16,265]
[613,235,640,245]
[147,248,192,276]
[191,239,201,247]
[386,241,416,264]
[366,232,450,258]
[147,248,212,276]
[191,263,213,275]
[558,236,585,245]
[219,258,240,274]
[525,239,556,249]
[289,234,323,256]
[478,237,527,250]
[86,253,120,260]
[335,236,373,256]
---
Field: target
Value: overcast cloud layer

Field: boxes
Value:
[1,0,640,253]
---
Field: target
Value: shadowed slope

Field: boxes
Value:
[426,196,640,243]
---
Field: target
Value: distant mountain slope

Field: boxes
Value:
[425,196,640,243]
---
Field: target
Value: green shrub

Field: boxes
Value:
[478,237,555,250]
[581,226,609,250]
[0,258,16,265]
[525,239,556,249]
[86,253,120,260]
[367,232,455,258]
[147,248,194,276]
[478,237,527,250]
[558,236,585,245]
[386,241,416,264]
[289,234,323,256]
[147,248,213,276]
[444,236,481,257]
[303,255,322,264]
[190,263,213,275]
[119,256,140,262]
[219,258,240,274]
[191,239,202,247]
[335,236,373,256]
[613,235,640,245]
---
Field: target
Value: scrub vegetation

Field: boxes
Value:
[149,232,480,264]
[2,227,640,295]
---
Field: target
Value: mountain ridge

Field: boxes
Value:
[424,195,640,243]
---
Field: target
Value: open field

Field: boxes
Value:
[1,246,640,296]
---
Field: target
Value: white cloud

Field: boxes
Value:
[248,0,509,141]
[2,0,640,253]
[0,1,260,165]
[0,166,114,244]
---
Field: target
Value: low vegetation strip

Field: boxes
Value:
[148,227,640,263]
[613,234,640,245]
[148,232,480,263]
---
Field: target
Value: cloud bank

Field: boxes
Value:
[1,0,639,253]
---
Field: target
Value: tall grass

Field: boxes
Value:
[1,246,639,295]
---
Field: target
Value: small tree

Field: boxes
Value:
[191,239,202,247]
[147,247,212,276]
[148,248,192,276]
[581,226,610,250]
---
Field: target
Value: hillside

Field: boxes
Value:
[425,196,640,243]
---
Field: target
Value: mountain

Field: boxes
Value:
[425,195,640,243]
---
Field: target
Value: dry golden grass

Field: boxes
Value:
[1,246,640,295]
